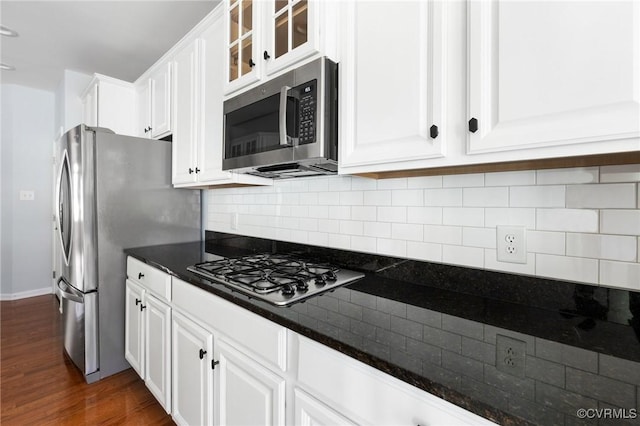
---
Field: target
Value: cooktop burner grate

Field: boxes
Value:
[187,253,364,306]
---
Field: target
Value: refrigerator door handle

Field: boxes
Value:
[57,278,84,304]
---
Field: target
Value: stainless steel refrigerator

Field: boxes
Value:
[54,124,200,383]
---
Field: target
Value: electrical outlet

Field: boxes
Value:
[496,335,526,377]
[19,190,35,201]
[496,226,527,264]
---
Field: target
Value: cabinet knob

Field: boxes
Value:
[429,125,439,139]
[143,128,148,134]
[199,349,207,360]
[189,168,194,174]
[138,272,144,279]
[468,117,478,133]
[249,59,255,68]
[263,51,271,60]
[135,298,141,306]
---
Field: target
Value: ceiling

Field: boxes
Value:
[0,1,218,92]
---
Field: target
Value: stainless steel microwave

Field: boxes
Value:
[223,57,338,179]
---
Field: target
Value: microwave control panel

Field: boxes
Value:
[297,80,317,145]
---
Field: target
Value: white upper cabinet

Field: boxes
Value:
[338,0,447,173]
[224,0,335,95]
[467,0,640,155]
[137,63,173,139]
[82,74,136,136]
[171,9,272,188]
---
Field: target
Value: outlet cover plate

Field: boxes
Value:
[496,226,527,264]
[496,334,526,377]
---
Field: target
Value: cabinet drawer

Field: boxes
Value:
[127,257,171,301]
[173,278,287,372]
[296,335,495,426]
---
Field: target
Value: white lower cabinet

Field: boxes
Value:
[296,335,495,426]
[124,261,172,413]
[215,338,286,426]
[128,270,493,425]
[171,310,214,426]
[294,388,357,426]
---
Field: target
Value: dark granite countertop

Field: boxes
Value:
[125,232,640,426]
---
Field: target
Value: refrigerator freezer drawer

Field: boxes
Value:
[58,279,99,383]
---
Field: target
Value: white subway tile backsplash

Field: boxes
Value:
[392,189,424,206]
[600,210,640,235]
[527,231,565,255]
[566,183,636,209]
[327,206,351,220]
[392,223,424,242]
[339,191,364,206]
[351,176,378,190]
[536,254,599,284]
[485,250,536,275]
[364,190,392,206]
[407,176,443,189]
[363,221,392,238]
[318,219,340,234]
[339,220,364,236]
[328,233,351,250]
[407,207,443,225]
[351,236,377,253]
[377,178,408,190]
[207,165,640,290]
[442,208,484,227]
[600,164,640,183]
[536,167,599,185]
[425,188,463,207]
[377,238,407,257]
[536,209,599,233]
[442,245,484,268]
[463,187,509,207]
[351,206,377,221]
[407,241,442,262]
[510,186,565,208]
[424,225,463,245]
[377,206,407,223]
[485,170,536,187]
[566,233,637,262]
[485,208,536,228]
[318,192,340,205]
[443,173,484,188]
[599,260,640,290]
[463,227,497,249]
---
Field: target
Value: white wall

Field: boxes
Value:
[207,166,640,292]
[54,69,92,138]
[1,84,55,299]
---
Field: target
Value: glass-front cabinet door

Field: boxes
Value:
[264,0,317,75]
[226,0,260,93]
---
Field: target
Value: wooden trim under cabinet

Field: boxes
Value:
[353,152,640,179]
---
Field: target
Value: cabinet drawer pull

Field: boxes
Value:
[199,349,207,359]
[138,272,144,279]
[249,59,255,68]
[429,124,439,139]
[140,304,146,311]
[195,167,200,174]
[263,51,271,60]
[212,360,219,369]
[468,117,478,133]
[135,298,141,306]
[188,168,194,174]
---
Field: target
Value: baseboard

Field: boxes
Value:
[0,287,53,301]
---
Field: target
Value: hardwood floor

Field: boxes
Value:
[0,295,174,425]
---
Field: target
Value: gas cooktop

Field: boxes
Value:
[187,253,365,306]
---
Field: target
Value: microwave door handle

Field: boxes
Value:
[279,85,292,146]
